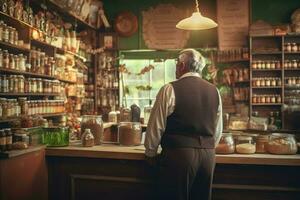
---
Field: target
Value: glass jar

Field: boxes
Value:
[270,61,276,69]
[216,133,235,154]
[81,115,103,145]
[18,97,28,115]
[286,43,292,52]
[252,61,257,69]
[144,103,152,125]
[292,43,298,52]
[81,128,94,147]
[108,110,117,123]
[275,61,281,69]
[120,107,131,122]
[9,54,14,69]
[267,133,297,154]
[42,127,69,147]
[3,25,9,43]
[0,49,3,68]
[256,135,269,153]
[118,122,142,146]
[236,135,256,154]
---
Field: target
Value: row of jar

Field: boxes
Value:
[252,77,282,87]
[0,75,61,93]
[285,77,300,86]
[252,94,282,104]
[30,47,56,75]
[0,98,65,118]
[283,60,300,69]
[0,21,19,45]
[96,89,119,108]
[284,43,300,52]
[216,133,298,155]
[0,49,27,71]
[233,87,249,101]
[0,48,56,76]
[252,60,281,69]
[97,72,119,89]
[215,48,249,62]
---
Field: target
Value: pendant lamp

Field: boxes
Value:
[176,0,218,30]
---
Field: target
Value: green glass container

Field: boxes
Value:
[41,127,69,147]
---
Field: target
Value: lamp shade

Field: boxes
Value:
[176,12,218,30]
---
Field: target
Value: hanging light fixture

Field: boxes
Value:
[176,0,218,30]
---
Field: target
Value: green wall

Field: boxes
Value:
[102,0,300,50]
[102,0,217,50]
[252,0,300,25]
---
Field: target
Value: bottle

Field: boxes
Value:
[81,129,94,147]
[274,112,282,129]
[144,100,152,125]
[269,112,275,125]
[5,128,12,150]
[0,129,6,152]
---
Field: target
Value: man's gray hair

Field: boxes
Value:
[179,48,206,73]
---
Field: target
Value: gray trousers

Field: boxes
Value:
[158,148,215,200]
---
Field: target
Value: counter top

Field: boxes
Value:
[0,145,45,159]
[45,144,300,166]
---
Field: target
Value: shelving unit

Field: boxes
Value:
[250,35,300,130]
[0,0,98,127]
[96,32,120,120]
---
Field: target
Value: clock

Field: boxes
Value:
[114,11,138,37]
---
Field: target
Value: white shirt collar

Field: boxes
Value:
[179,72,201,79]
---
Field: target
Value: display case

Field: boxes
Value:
[250,35,300,130]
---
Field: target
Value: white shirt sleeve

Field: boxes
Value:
[214,89,223,146]
[144,84,175,157]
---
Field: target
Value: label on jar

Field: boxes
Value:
[0,137,6,145]
[6,136,12,144]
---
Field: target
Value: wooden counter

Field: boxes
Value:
[0,146,47,200]
[46,144,300,166]
[46,144,300,200]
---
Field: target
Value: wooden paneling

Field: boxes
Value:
[0,149,48,200]
[47,155,300,200]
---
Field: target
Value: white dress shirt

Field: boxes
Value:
[144,72,223,157]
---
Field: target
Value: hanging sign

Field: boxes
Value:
[217,0,249,50]
[142,4,190,49]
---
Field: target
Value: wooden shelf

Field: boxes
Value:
[0,113,65,123]
[0,68,56,79]
[252,103,282,106]
[252,69,282,71]
[0,11,32,29]
[30,0,97,30]
[31,39,56,49]
[57,78,77,84]
[250,35,282,38]
[41,113,66,117]
[56,48,87,62]
[284,85,300,89]
[252,51,282,55]
[235,80,250,84]
[252,86,282,89]
[31,39,87,62]
[0,41,30,53]
[284,68,300,71]
[0,93,60,96]
[284,51,300,54]
[217,59,249,64]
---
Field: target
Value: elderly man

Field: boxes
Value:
[144,48,223,200]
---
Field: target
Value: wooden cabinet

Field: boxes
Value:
[0,148,48,200]
[250,35,300,130]
[46,154,300,200]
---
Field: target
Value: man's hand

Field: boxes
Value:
[145,155,159,168]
